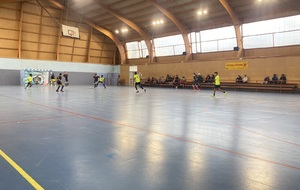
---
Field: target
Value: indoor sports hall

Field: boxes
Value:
[0,0,300,190]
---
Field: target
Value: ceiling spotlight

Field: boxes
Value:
[197,9,208,15]
[152,19,164,25]
[115,30,119,34]
[121,28,128,32]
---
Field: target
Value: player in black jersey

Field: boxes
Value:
[56,73,64,92]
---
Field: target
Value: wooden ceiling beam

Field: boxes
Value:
[219,0,244,58]
[83,18,127,64]
[148,0,191,61]
[93,0,154,63]
[44,0,127,64]
[0,0,33,3]
[46,0,64,10]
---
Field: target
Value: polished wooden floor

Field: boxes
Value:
[0,85,299,190]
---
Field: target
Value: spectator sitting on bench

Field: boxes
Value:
[263,76,270,84]
[279,74,287,84]
[166,74,174,83]
[205,74,215,83]
[179,76,186,87]
[205,74,211,83]
[173,75,180,87]
[145,77,151,84]
[236,75,243,83]
[211,73,215,83]
[271,74,278,84]
[243,75,248,83]
[197,73,204,84]
[152,77,158,84]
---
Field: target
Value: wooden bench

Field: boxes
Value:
[142,80,297,93]
[235,86,294,92]
[184,81,297,92]
[198,82,297,93]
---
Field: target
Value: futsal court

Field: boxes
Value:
[0,85,299,190]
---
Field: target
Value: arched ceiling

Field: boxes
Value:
[1,0,300,42]
[62,0,300,42]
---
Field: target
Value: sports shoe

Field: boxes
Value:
[144,89,146,92]
[224,92,227,96]
[211,95,215,97]
[60,90,64,92]
[136,91,139,93]
[56,90,59,92]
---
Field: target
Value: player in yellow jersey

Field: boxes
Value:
[24,74,33,89]
[50,72,56,86]
[134,72,146,93]
[212,72,227,97]
[99,75,106,89]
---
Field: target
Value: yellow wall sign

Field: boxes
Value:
[225,62,248,70]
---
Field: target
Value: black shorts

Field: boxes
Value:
[215,85,220,88]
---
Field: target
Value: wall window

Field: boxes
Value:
[126,42,139,59]
[189,26,236,53]
[126,15,300,59]
[154,34,185,56]
[126,41,148,59]
[243,15,300,49]
[189,32,201,53]
[139,41,148,58]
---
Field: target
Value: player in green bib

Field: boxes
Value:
[24,74,33,89]
[134,72,146,93]
[212,72,227,97]
[99,75,106,89]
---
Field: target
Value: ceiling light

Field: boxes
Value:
[115,30,119,34]
[197,9,208,15]
[152,19,164,25]
[121,28,128,33]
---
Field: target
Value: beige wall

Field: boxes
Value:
[121,46,300,85]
